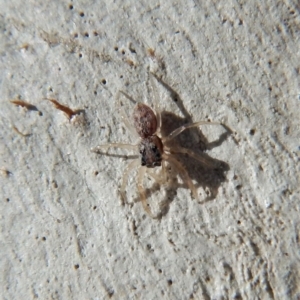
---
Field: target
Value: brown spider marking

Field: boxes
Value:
[92,76,224,219]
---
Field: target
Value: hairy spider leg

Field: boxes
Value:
[141,153,211,222]
[91,143,138,154]
[161,160,168,183]
[120,159,141,205]
[163,153,198,200]
[162,121,221,143]
[116,91,139,139]
[137,165,157,217]
[165,153,210,222]
[149,73,161,134]
[136,166,169,219]
[165,146,218,168]
[146,159,168,185]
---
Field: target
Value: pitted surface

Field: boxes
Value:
[0,0,299,299]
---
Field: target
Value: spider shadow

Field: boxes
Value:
[135,76,231,219]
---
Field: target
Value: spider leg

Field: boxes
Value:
[137,166,164,218]
[145,160,168,185]
[137,165,154,217]
[162,121,221,143]
[120,159,141,205]
[116,90,139,139]
[91,143,138,154]
[163,153,199,201]
[162,160,167,182]
[146,169,162,183]
[165,154,211,222]
[163,154,210,223]
[149,73,161,134]
[165,146,217,168]
[160,159,170,184]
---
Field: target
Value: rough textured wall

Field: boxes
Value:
[0,0,299,299]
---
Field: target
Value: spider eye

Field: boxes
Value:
[151,145,161,159]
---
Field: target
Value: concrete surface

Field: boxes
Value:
[1,0,299,299]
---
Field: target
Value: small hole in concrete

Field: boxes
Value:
[129,46,136,54]
[52,181,58,188]
[249,129,255,135]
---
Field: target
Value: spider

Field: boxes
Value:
[92,75,222,218]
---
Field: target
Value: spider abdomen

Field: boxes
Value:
[133,103,157,138]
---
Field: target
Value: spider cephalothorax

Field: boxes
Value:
[139,135,163,168]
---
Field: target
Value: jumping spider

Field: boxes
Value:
[92,75,223,218]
